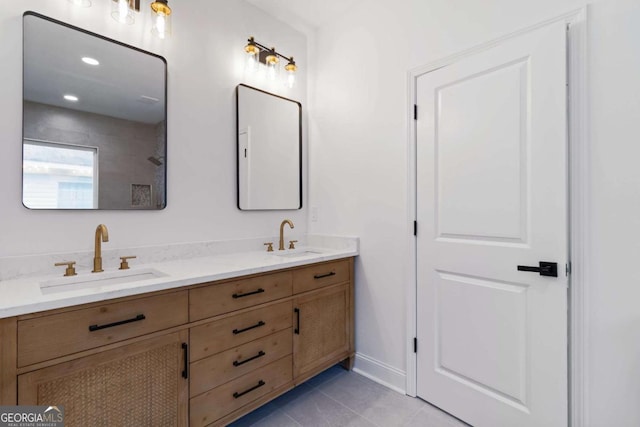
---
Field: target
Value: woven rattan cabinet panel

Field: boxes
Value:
[292,283,352,379]
[18,331,189,427]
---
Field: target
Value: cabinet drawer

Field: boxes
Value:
[190,301,292,362]
[190,355,292,427]
[18,291,188,367]
[190,328,292,397]
[190,271,292,321]
[292,260,350,294]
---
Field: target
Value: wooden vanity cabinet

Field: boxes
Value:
[293,283,352,380]
[18,330,189,427]
[0,257,355,427]
[13,290,189,427]
[291,259,355,381]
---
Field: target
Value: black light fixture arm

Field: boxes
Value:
[248,37,294,62]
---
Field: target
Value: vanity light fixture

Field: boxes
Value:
[243,36,298,88]
[111,0,139,25]
[63,94,79,102]
[150,0,172,39]
[81,57,100,66]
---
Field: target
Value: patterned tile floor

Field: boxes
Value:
[229,365,470,427]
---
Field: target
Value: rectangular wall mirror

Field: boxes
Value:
[236,84,302,210]
[23,12,167,210]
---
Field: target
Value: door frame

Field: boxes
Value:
[405,8,589,427]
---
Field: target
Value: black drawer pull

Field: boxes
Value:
[232,288,265,299]
[88,314,146,332]
[181,343,189,379]
[233,380,265,399]
[233,320,265,335]
[233,351,266,367]
[294,308,300,335]
[313,271,336,280]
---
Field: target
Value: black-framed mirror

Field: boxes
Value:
[236,84,302,210]
[22,12,167,210]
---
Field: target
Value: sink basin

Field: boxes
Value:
[40,268,167,294]
[275,250,323,258]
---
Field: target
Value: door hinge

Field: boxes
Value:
[413,221,417,236]
[413,337,418,353]
[566,262,571,276]
[413,104,418,120]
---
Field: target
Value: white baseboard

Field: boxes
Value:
[352,352,407,395]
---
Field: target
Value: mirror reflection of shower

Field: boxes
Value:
[147,156,164,166]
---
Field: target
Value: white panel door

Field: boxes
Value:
[416,21,568,427]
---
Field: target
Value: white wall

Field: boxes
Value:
[0,0,307,257]
[308,0,640,425]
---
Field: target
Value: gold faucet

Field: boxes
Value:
[92,224,109,273]
[279,219,294,251]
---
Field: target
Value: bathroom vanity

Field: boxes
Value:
[0,252,355,426]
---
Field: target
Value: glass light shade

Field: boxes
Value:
[68,0,92,7]
[286,69,296,88]
[266,61,279,81]
[265,49,279,81]
[151,0,172,39]
[244,39,260,73]
[284,59,297,88]
[111,0,134,24]
[245,51,258,72]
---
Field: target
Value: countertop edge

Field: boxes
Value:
[0,249,358,319]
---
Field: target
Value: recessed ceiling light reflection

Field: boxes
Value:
[68,0,92,8]
[82,57,100,66]
[64,95,79,102]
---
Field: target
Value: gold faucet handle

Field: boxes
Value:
[119,256,137,270]
[288,240,298,249]
[264,242,274,252]
[54,261,77,277]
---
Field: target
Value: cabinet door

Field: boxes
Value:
[293,283,351,378]
[18,331,188,427]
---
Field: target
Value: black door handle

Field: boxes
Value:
[517,262,558,277]
[181,343,189,379]
[294,308,300,335]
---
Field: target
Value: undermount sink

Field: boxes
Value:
[275,250,323,258]
[40,268,167,294]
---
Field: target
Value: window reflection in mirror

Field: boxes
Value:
[23,140,97,209]
[22,12,167,210]
[236,84,302,210]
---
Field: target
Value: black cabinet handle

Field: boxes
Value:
[233,380,265,399]
[233,351,266,367]
[233,320,265,335]
[313,271,336,279]
[182,343,189,379]
[294,308,300,335]
[88,314,145,332]
[232,288,265,299]
[517,261,558,277]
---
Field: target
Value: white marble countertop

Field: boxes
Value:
[0,237,358,319]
